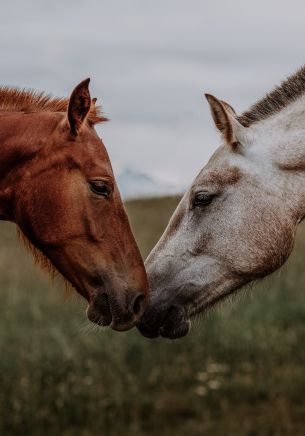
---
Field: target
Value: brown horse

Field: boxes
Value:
[0,78,148,331]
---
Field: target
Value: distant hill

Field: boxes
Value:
[117,168,183,200]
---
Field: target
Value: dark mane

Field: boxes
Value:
[0,87,108,125]
[238,65,305,127]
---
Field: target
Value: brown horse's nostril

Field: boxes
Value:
[89,292,112,326]
[132,293,146,316]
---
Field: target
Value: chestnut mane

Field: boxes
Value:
[0,87,108,125]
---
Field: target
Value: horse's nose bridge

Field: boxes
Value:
[112,237,149,294]
[112,215,142,264]
[100,248,148,312]
[111,244,146,286]
[146,225,183,268]
[146,247,178,286]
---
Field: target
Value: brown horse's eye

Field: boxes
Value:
[193,191,215,208]
[89,181,110,198]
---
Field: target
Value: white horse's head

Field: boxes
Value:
[138,67,305,339]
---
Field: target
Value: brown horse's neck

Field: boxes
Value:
[0,111,60,221]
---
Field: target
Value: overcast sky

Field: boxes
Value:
[1,0,305,186]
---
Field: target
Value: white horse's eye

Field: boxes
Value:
[192,191,216,208]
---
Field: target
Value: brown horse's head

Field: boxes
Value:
[2,79,148,331]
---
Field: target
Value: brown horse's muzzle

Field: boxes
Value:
[87,289,147,331]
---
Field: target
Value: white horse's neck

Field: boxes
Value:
[248,94,305,153]
[237,94,305,223]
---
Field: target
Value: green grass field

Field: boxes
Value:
[1,196,305,435]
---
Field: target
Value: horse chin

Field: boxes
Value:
[86,290,146,332]
[137,318,191,339]
[86,306,112,327]
[110,322,134,332]
[160,319,191,339]
[86,304,137,332]
[86,295,112,327]
[137,304,191,339]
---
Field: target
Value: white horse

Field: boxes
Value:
[138,65,305,339]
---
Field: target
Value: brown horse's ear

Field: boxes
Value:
[205,94,244,146]
[68,78,91,135]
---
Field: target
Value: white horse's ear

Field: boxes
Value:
[205,94,245,146]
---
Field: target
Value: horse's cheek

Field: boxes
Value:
[231,223,296,279]
[15,178,79,245]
